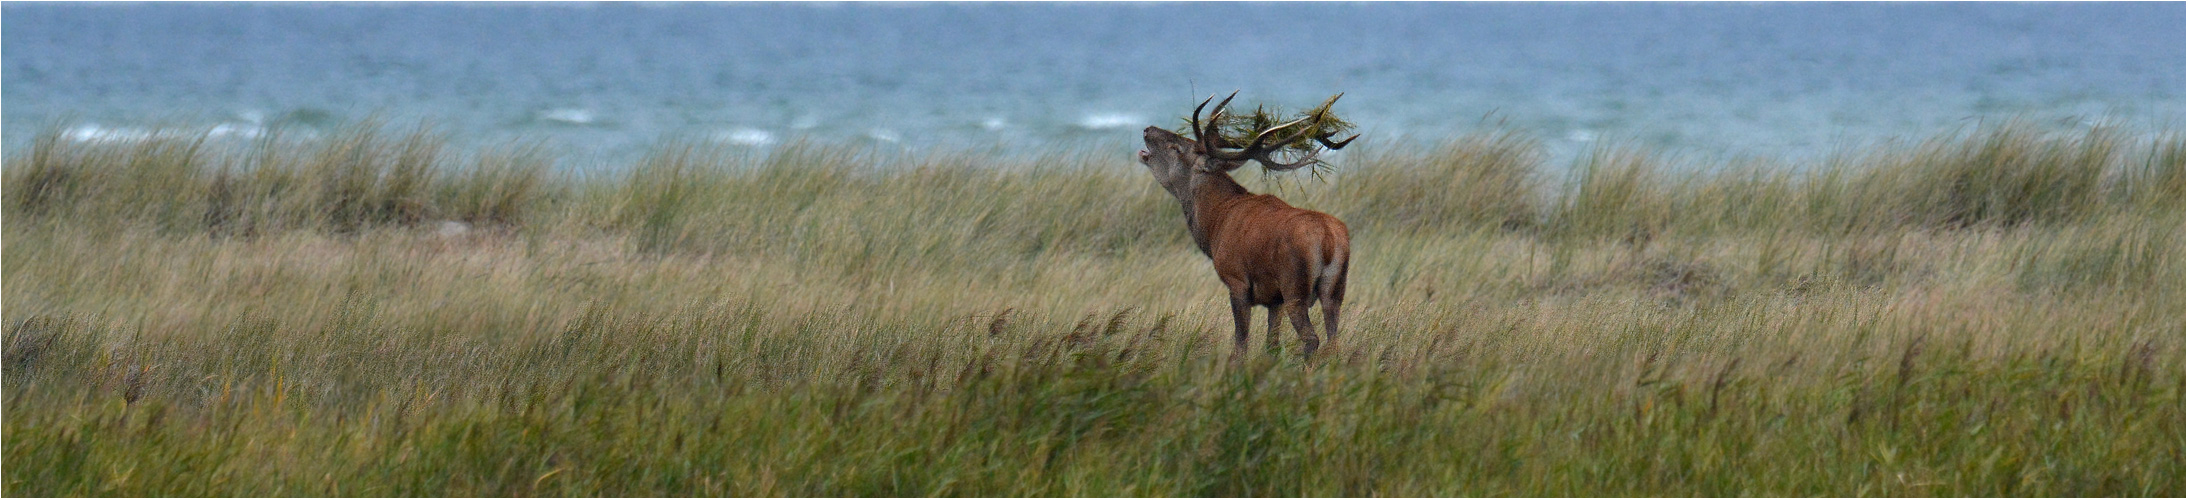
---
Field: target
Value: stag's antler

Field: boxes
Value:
[1188,92,1237,150]
[1188,91,1358,171]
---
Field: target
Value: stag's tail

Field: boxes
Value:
[1309,215,1350,345]
[1310,216,1350,307]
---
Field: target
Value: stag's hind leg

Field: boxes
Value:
[1319,261,1348,345]
[1287,299,1321,359]
[1265,304,1286,353]
[1319,299,1342,347]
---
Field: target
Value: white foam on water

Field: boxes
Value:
[537,108,596,125]
[64,124,153,143]
[66,123,276,143]
[1566,129,1597,142]
[208,123,264,140]
[866,128,902,143]
[1076,113,1142,130]
[714,128,776,146]
[982,117,1009,131]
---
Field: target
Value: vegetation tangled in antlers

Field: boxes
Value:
[1174,92,1358,173]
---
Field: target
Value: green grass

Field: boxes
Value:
[4,120,2181,496]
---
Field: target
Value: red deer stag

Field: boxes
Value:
[1135,92,1357,360]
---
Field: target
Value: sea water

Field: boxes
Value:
[4,2,2180,168]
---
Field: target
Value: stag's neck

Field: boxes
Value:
[1179,172,1252,256]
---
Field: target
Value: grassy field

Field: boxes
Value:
[3,120,2181,496]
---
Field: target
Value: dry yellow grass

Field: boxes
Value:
[4,121,2180,496]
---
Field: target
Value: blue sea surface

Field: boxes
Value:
[4,2,2181,168]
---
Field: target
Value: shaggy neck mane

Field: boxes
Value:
[1180,171,1252,256]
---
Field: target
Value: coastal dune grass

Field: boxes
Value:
[3,120,2181,496]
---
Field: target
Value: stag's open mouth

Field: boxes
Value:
[1136,149,1151,163]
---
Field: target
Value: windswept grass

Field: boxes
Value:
[4,120,2181,496]
[9,122,555,238]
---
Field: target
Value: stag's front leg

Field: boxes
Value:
[1265,304,1285,353]
[1227,292,1254,361]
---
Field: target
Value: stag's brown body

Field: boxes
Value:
[1193,175,1350,309]
[1135,94,1354,358]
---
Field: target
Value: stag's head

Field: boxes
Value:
[1136,91,1357,199]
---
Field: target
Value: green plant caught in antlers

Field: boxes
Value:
[1174,91,1359,176]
